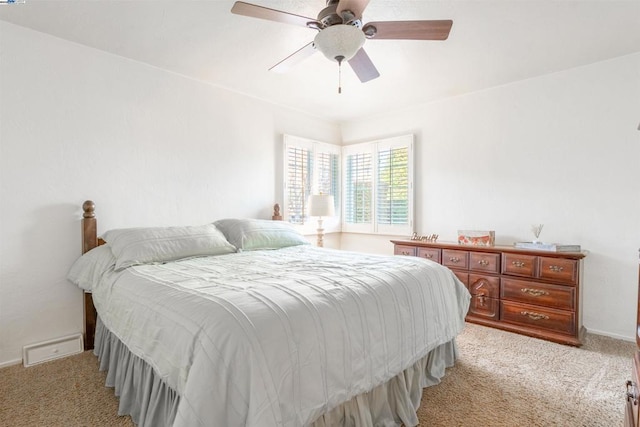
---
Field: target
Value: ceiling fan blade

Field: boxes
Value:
[269,42,317,73]
[364,20,453,40]
[348,48,380,83]
[231,1,317,28]
[336,0,371,20]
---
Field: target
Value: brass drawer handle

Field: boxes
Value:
[478,259,489,266]
[512,260,526,268]
[521,288,550,297]
[449,257,460,263]
[401,251,412,255]
[520,311,549,321]
[549,265,564,272]
[423,253,433,259]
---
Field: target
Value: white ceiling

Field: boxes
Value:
[2,0,639,123]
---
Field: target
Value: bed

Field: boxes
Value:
[68,200,470,427]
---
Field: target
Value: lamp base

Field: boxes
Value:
[316,218,324,248]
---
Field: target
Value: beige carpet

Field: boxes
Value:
[0,323,634,426]
[419,324,634,426]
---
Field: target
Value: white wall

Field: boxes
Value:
[1,21,637,368]
[0,22,340,366]
[341,53,640,341]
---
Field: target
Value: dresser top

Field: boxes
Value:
[391,239,587,259]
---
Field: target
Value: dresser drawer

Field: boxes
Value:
[501,301,575,335]
[442,249,469,269]
[538,257,578,285]
[501,278,575,310]
[418,247,441,263]
[469,252,500,274]
[394,245,416,256]
[502,253,537,278]
[468,295,499,320]
[469,274,500,298]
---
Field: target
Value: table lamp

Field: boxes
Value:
[308,194,335,247]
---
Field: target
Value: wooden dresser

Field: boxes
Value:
[391,240,586,346]
[624,250,640,427]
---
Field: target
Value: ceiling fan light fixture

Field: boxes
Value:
[314,24,365,62]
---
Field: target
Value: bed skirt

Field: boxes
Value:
[95,317,180,426]
[94,316,457,427]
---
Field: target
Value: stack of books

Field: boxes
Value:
[514,242,581,252]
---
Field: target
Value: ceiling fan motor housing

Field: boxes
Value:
[318,3,342,27]
[318,0,361,29]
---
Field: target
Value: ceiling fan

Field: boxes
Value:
[231,0,452,90]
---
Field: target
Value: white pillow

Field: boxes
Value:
[67,244,116,291]
[102,224,236,270]
[214,219,309,251]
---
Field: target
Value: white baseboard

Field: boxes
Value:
[586,328,635,342]
[22,333,84,367]
[0,358,23,369]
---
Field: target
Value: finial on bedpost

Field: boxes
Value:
[82,200,97,254]
[82,200,95,219]
[272,203,282,221]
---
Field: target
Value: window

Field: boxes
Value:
[282,134,412,236]
[343,135,413,235]
[283,135,340,232]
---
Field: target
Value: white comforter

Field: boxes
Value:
[91,245,470,427]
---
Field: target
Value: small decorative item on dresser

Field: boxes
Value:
[531,224,544,243]
[411,232,439,242]
[514,242,581,252]
[457,230,495,246]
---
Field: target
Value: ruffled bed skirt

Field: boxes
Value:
[95,317,179,426]
[95,316,457,427]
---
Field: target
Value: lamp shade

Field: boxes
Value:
[314,24,365,62]
[308,194,335,217]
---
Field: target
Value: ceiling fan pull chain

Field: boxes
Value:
[336,55,345,94]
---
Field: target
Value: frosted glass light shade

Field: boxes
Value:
[314,25,365,62]
[308,194,335,217]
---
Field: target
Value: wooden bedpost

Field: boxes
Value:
[82,200,98,350]
[82,200,97,254]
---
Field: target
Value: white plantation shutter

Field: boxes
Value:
[344,152,373,225]
[283,135,340,231]
[285,145,312,225]
[377,146,409,226]
[343,135,413,235]
[316,151,340,214]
